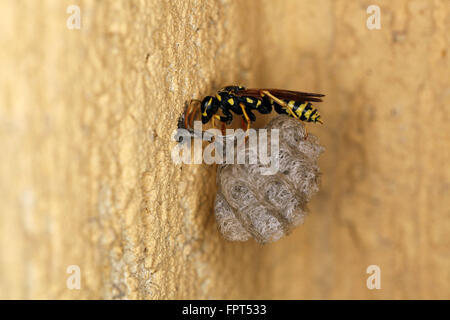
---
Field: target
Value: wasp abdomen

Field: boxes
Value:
[286,100,321,123]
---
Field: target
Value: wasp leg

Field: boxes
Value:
[185,99,201,129]
[246,108,257,122]
[241,118,246,130]
[212,114,222,129]
[219,107,233,125]
[184,101,193,129]
[189,107,198,128]
[260,90,298,120]
[221,122,226,136]
[239,103,251,131]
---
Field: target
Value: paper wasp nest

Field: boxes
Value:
[214,115,324,244]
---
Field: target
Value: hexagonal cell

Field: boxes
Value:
[214,115,324,244]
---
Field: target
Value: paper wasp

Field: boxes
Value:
[183,85,324,137]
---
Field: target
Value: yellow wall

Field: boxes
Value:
[0,0,449,299]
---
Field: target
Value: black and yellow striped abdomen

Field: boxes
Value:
[286,100,321,123]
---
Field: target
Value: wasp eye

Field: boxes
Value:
[200,97,210,113]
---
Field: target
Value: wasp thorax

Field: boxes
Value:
[214,115,324,244]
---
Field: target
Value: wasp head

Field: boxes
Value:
[200,96,218,124]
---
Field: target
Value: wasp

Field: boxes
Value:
[184,85,324,136]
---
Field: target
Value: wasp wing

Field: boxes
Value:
[235,88,325,103]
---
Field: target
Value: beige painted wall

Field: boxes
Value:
[0,0,449,299]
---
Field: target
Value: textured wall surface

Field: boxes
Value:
[0,0,449,299]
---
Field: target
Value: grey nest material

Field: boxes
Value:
[214,115,324,244]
